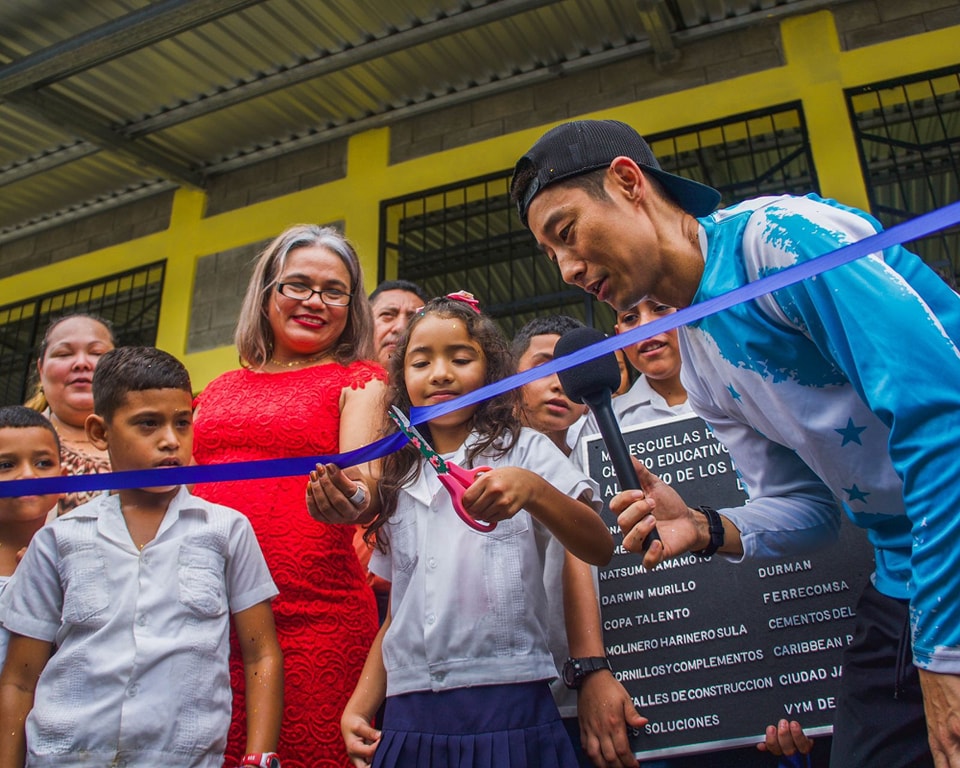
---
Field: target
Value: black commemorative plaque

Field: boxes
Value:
[580,413,875,760]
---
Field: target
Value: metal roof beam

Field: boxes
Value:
[636,0,679,69]
[0,0,267,95]
[126,0,560,135]
[6,89,203,188]
[204,0,848,173]
[0,142,100,186]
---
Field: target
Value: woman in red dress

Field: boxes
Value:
[192,225,385,768]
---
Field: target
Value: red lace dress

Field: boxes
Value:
[192,362,384,768]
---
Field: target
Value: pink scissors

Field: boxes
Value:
[388,406,496,532]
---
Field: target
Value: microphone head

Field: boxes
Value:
[554,326,623,405]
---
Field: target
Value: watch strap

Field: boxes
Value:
[563,656,612,689]
[239,753,281,768]
[692,505,723,557]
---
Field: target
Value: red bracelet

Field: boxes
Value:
[239,753,281,768]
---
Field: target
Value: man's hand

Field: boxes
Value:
[920,669,960,767]
[577,670,645,767]
[609,459,704,569]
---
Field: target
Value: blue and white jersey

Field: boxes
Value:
[679,193,960,673]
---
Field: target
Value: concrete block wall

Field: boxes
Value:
[834,0,960,49]
[0,191,173,282]
[389,23,783,165]
[186,239,267,353]
[204,139,349,217]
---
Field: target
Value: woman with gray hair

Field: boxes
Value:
[192,224,386,768]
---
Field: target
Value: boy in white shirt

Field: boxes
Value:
[0,346,283,768]
[513,316,646,767]
[0,406,64,667]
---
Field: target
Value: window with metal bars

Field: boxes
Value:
[378,104,817,339]
[846,65,960,288]
[0,261,165,406]
[647,102,818,204]
[379,172,615,340]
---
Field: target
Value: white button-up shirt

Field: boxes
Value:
[371,428,600,697]
[2,487,277,768]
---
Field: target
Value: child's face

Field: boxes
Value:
[517,333,587,436]
[404,313,485,434]
[615,300,682,381]
[89,389,193,492]
[0,427,62,522]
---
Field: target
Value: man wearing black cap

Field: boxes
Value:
[511,120,960,768]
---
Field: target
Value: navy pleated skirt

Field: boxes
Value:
[372,680,578,768]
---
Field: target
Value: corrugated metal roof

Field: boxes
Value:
[0,0,846,245]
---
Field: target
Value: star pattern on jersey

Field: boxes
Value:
[835,418,867,447]
[843,484,870,503]
[727,384,742,402]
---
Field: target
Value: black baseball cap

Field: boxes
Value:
[511,119,721,226]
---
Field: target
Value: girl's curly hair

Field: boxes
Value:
[366,296,520,549]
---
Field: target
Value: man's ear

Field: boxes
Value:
[85,413,109,451]
[607,156,645,201]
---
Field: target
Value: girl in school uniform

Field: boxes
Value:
[334,293,614,768]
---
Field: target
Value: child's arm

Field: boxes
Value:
[341,609,390,768]
[0,634,54,768]
[233,601,284,756]
[563,552,644,768]
[462,467,614,565]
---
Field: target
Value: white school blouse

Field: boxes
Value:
[370,427,600,697]
[1,487,278,768]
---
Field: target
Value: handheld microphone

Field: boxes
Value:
[555,326,661,552]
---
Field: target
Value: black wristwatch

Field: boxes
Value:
[562,656,612,690]
[692,505,724,558]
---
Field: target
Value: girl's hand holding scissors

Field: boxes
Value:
[460,466,542,525]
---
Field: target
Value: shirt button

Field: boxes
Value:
[127,684,140,697]
[427,557,437,569]
[426,614,436,625]
[137,614,147,627]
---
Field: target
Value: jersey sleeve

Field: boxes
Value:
[683,388,842,562]
[745,197,960,671]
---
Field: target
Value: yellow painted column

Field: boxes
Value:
[341,128,391,286]
[780,12,871,209]
[155,187,206,357]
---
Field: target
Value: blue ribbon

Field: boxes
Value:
[3,199,960,499]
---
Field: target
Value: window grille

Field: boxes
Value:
[0,261,165,406]
[378,104,817,339]
[379,172,613,339]
[648,102,818,204]
[847,65,960,287]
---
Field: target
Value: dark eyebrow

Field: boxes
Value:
[408,343,479,356]
[541,209,567,238]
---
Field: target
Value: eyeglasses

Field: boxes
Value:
[276,282,353,306]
